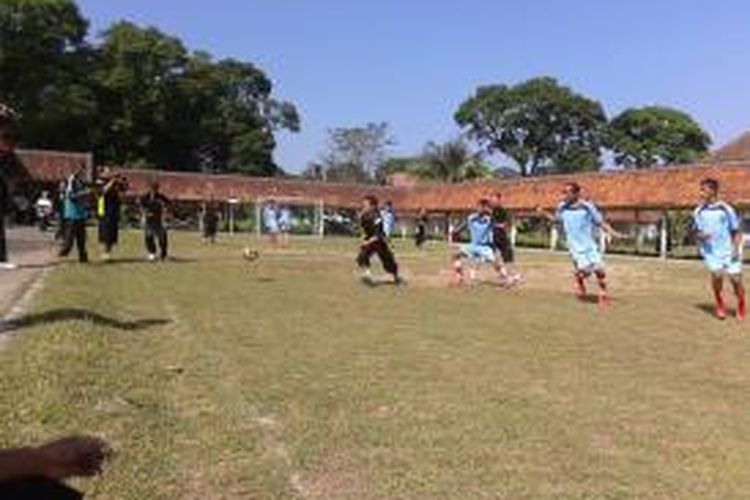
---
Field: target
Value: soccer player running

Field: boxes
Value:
[451,198,506,286]
[490,192,522,286]
[139,181,170,262]
[537,182,624,308]
[693,178,745,320]
[357,195,403,286]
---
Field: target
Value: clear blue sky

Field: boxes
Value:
[77,0,750,172]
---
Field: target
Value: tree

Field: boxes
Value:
[374,156,425,184]
[318,122,394,183]
[0,4,300,176]
[416,138,491,183]
[455,76,607,176]
[605,106,711,168]
[0,0,97,150]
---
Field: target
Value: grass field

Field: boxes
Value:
[1,231,749,499]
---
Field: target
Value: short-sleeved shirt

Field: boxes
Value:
[380,209,395,237]
[555,200,603,254]
[277,207,291,229]
[693,201,740,259]
[96,180,122,220]
[360,209,385,240]
[262,206,279,231]
[140,192,169,226]
[492,206,511,226]
[62,176,88,221]
[467,212,493,246]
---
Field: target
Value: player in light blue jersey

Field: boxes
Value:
[380,201,396,239]
[262,199,280,246]
[538,182,624,308]
[450,198,505,286]
[278,204,291,247]
[693,178,745,320]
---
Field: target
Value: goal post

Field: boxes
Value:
[254,196,326,238]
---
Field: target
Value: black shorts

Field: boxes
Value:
[98,216,120,246]
[357,239,398,275]
[493,229,514,263]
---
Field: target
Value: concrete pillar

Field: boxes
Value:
[255,202,261,238]
[659,212,669,259]
[316,201,325,237]
[550,225,559,251]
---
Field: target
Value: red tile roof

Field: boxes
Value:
[16,149,91,182]
[711,132,750,162]
[17,149,750,212]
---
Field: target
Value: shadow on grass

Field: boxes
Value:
[17,261,65,270]
[0,308,171,334]
[694,303,729,318]
[93,256,197,266]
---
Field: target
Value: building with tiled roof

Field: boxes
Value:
[14,149,750,213]
[710,131,750,163]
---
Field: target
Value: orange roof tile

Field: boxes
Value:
[17,149,750,212]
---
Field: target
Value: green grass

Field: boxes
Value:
[1,231,750,499]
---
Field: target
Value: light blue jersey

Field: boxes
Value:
[278,206,291,231]
[556,200,604,271]
[380,209,395,238]
[62,175,88,221]
[468,212,493,246]
[262,205,279,233]
[694,201,742,274]
[459,212,495,263]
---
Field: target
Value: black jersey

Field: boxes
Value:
[360,209,385,240]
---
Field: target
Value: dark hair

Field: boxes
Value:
[363,195,378,206]
[700,178,719,192]
[478,198,490,206]
[565,182,581,194]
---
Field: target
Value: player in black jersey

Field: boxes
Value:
[490,192,522,286]
[357,195,402,286]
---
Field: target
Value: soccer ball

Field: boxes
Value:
[243,247,260,262]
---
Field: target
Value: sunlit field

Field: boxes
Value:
[1,231,749,499]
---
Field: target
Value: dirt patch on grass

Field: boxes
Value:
[300,453,369,500]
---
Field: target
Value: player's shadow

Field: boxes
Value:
[694,303,724,317]
[93,256,196,266]
[0,308,171,334]
[577,295,600,304]
[17,261,65,270]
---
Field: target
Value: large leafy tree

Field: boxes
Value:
[92,22,300,174]
[455,77,607,176]
[0,1,299,176]
[0,0,97,150]
[605,106,711,168]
